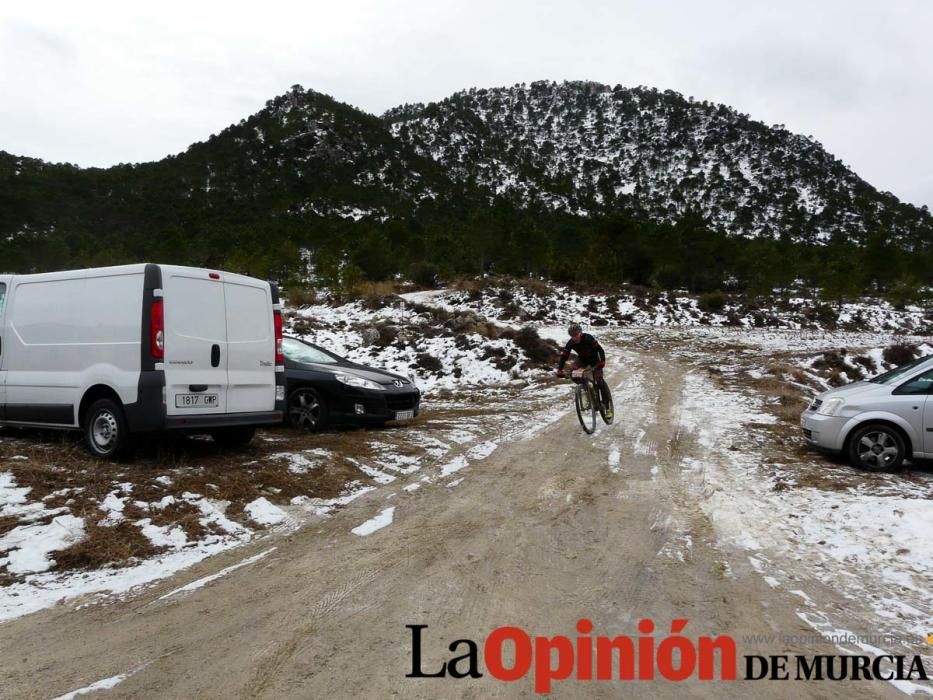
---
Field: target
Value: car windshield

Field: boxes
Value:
[283,338,342,364]
[869,355,933,385]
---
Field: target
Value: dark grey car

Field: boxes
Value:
[282,336,420,431]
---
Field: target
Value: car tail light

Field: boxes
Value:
[151,299,164,360]
[274,309,284,366]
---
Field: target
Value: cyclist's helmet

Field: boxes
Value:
[568,323,582,337]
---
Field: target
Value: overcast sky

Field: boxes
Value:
[2,1,931,208]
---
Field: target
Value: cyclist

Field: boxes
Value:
[556,323,612,418]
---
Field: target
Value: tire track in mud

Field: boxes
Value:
[241,567,382,699]
[592,340,786,630]
[601,336,745,566]
[590,341,699,564]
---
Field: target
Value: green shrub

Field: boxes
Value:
[416,353,443,373]
[409,262,439,288]
[883,343,919,366]
[886,276,925,310]
[698,290,727,312]
[513,326,558,367]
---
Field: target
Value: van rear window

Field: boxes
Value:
[166,276,227,341]
[224,283,271,343]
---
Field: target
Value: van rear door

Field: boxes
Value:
[162,270,229,416]
[223,278,275,413]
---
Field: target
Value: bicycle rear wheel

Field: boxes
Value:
[575,382,597,434]
[598,381,614,425]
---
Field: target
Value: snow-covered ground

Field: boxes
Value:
[397,281,931,334]
[0,477,363,621]
[2,278,931,637]
[675,365,933,689]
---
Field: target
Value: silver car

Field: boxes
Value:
[801,355,933,470]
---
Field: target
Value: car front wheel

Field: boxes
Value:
[287,387,329,431]
[847,423,906,471]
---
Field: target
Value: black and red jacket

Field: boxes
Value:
[558,333,606,370]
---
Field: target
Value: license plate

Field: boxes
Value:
[394,409,414,420]
[175,393,218,408]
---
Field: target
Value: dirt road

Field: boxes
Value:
[0,345,910,698]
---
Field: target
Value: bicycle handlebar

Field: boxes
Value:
[559,367,594,380]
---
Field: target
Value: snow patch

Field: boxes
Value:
[244,498,289,526]
[0,515,85,574]
[352,507,396,536]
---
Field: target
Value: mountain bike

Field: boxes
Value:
[565,367,614,434]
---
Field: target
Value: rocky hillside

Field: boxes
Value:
[386,80,932,245]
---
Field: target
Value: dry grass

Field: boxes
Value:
[52,517,168,571]
[352,280,399,298]
[284,310,319,337]
[0,424,390,580]
[0,515,21,540]
[0,461,67,503]
[747,375,810,425]
[514,277,550,297]
[283,286,318,308]
[770,390,810,424]
[350,280,403,310]
[765,362,818,389]
[450,277,486,293]
[790,461,863,491]
[713,342,755,354]
[126,499,212,541]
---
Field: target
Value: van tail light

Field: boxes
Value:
[151,299,164,360]
[273,310,284,366]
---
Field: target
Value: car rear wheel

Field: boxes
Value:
[84,398,134,460]
[287,387,329,431]
[847,423,906,471]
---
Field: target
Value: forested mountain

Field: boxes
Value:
[1,82,931,300]
[387,81,932,246]
[0,88,471,277]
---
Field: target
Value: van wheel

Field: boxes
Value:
[84,399,134,460]
[287,387,328,431]
[847,423,905,471]
[211,426,256,448]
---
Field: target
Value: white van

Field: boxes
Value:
[0,263,285,458]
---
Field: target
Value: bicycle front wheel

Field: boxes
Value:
[575,382,597,434]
